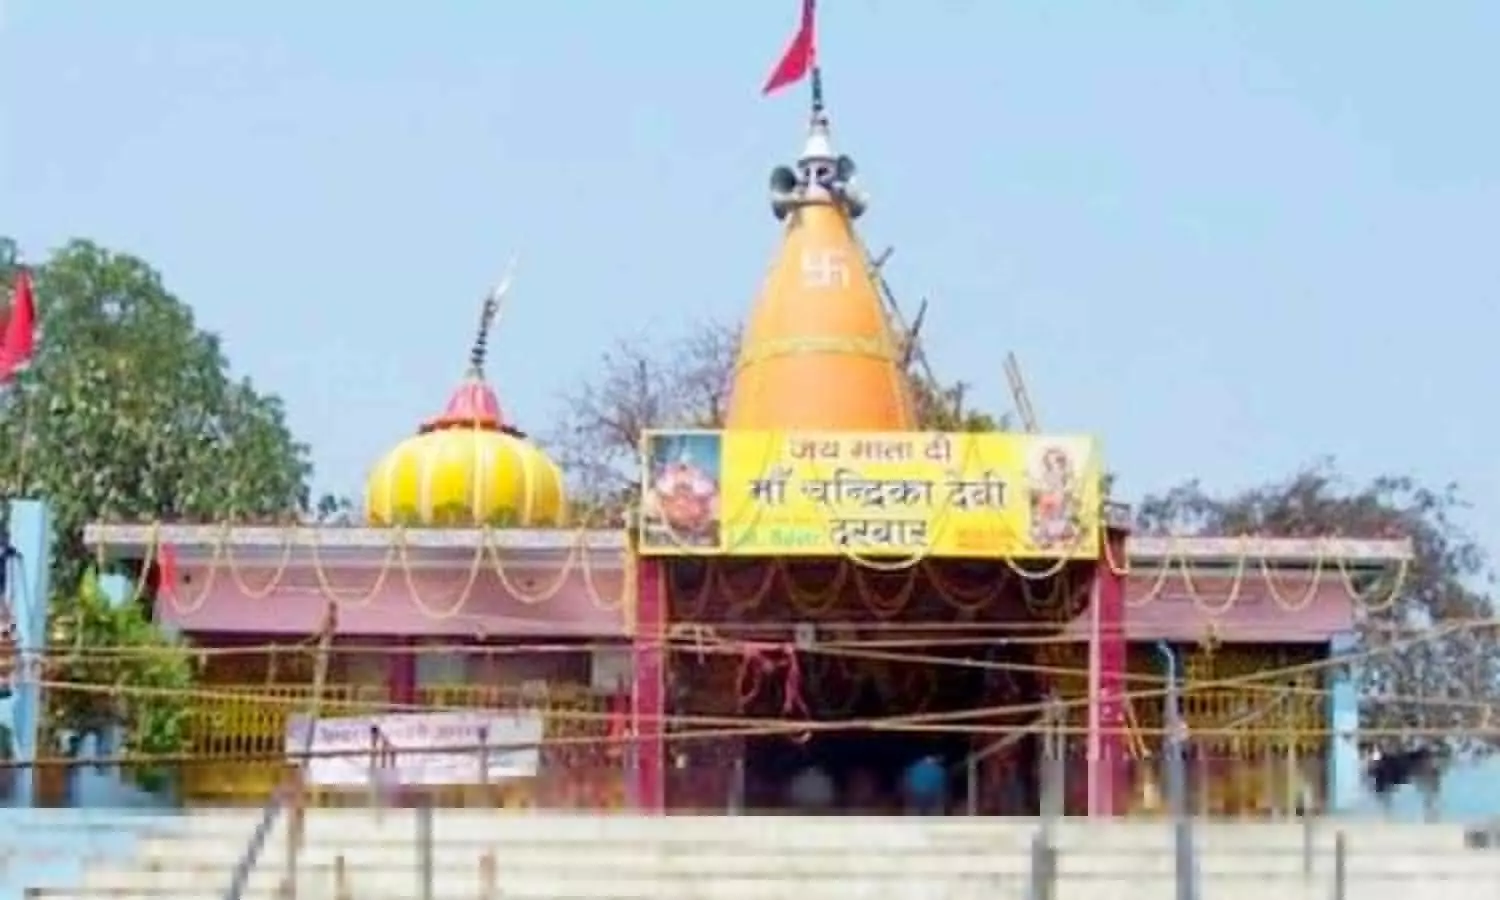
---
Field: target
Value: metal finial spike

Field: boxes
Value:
[468,257,517,375]
[810,67,825,116]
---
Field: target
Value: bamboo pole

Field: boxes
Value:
[280,602,338,900]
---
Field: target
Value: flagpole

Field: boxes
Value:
[808,0,822,116]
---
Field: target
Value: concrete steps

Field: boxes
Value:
[21,813,1500,900]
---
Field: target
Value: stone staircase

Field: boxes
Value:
[16,812,1500,900]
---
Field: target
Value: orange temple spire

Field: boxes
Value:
[725,88,916,432]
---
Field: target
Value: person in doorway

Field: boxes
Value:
[901,754,948,815]
[788,762,837,812]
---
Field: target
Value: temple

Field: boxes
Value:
[59,83,1412,815]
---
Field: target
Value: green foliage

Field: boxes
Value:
[1137,460,1496,755]
[49,574,199,787]
[1,239,314,775]
[0,240,312,573]
[312,493,358,525]
[908,377,1005,432]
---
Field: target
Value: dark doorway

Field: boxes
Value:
[742,646,1037,813]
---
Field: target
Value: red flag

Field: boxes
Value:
[156,544,180,600]
[0,268,36,383]
[762,0,817,95]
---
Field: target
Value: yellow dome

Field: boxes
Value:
[364,367,567,527]
[365,267,567,528]
[364,423,567,528]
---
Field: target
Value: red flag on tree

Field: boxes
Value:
[762,0,817,95]
[0,268,37,383]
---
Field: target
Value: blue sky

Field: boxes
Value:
[2,2,1497,542]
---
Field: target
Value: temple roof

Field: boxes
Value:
[726,105,915,432]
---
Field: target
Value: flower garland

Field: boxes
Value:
[664,557,1083,621]
[112,518,1412,630]
[1103,532,1408,613]
[114,522,630,620]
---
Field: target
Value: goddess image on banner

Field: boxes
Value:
[638,430,1102,559]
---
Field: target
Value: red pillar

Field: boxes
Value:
[1086,526,1130,816]
[632,555,667,812]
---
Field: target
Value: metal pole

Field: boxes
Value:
[477,725,490,807]
[623,732,639,811]
[1027,828,1056,900]
[1042,697,1064,827]
[1302,807,1315,881]
[417,798,434,900]
[1155,641,1197,900]
[728,754,745,814]
[966,753,979,816]
[1332,830,1347,900]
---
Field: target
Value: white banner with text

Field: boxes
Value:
[285,710,544,787]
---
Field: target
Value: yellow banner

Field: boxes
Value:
[639,430,1102,559]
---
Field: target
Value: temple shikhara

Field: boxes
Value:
[13,25,1408,816]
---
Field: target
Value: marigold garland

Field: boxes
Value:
[663,557,1079,621]
[118,521,630,620]
[1103,531,1408,613]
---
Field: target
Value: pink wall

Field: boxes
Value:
[158,565,629,636]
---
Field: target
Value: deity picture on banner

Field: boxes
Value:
[640,431,724,551]
[1025,441,1086,551]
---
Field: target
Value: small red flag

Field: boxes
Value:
[762,0,817,96]
[0,268,36,383]
[156,544,180,600]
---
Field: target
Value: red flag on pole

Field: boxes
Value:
[762,0,817,95]
[0,268,37,383]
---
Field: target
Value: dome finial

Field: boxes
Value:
[469,256,517,375]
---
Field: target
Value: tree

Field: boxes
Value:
[548,321,740,518]
[0,239,312,558]
[311,493,359,525]
[0,239,313,764]
[1137,461,1497,755]
[47,574,198,791]
[908,377,1005,433]
[547,318,1004,512]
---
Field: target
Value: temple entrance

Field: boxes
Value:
[741,644,1042,814]
[661,558,1088,814]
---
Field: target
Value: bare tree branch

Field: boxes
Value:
[546,321,740,511]
[1138,461,1498,756]
[546,318,1005,515]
